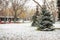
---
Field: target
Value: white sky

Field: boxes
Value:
[7,0,53,9]
[25,0,43,9]
[7,0,44,9]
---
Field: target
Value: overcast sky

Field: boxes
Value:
[4,0,54,9]
[25,0,43,8]
[7,0,43,9]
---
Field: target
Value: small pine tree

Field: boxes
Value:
[32,14,38,26]
[32,6,39,26]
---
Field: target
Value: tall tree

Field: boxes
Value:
[11,0,27,22]
[0,0,9,23]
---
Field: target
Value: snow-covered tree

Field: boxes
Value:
[37,6,54,31]
[32,0,54,31]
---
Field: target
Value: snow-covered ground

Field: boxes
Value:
[0,21,60,40]
[53,21,60,28]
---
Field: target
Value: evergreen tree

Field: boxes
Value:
[32,5,54,31]
[32,5,39,26]
[37,7,54,31]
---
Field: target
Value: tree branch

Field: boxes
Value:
[45,0,50,9]
[33,0,42,9]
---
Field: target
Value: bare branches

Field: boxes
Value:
[45,0,50,9]
[33,0,42,9]
[11,0,28,22]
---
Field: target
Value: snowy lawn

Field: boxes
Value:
[0,22,60,40]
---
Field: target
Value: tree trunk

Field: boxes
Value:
[14,11,17,23]
[57,0,60,21]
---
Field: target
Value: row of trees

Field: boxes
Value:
[0,0,29,23]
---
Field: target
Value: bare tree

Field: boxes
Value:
[11,0,27,22]
[46,0,58,22]
[0,0,9,23]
